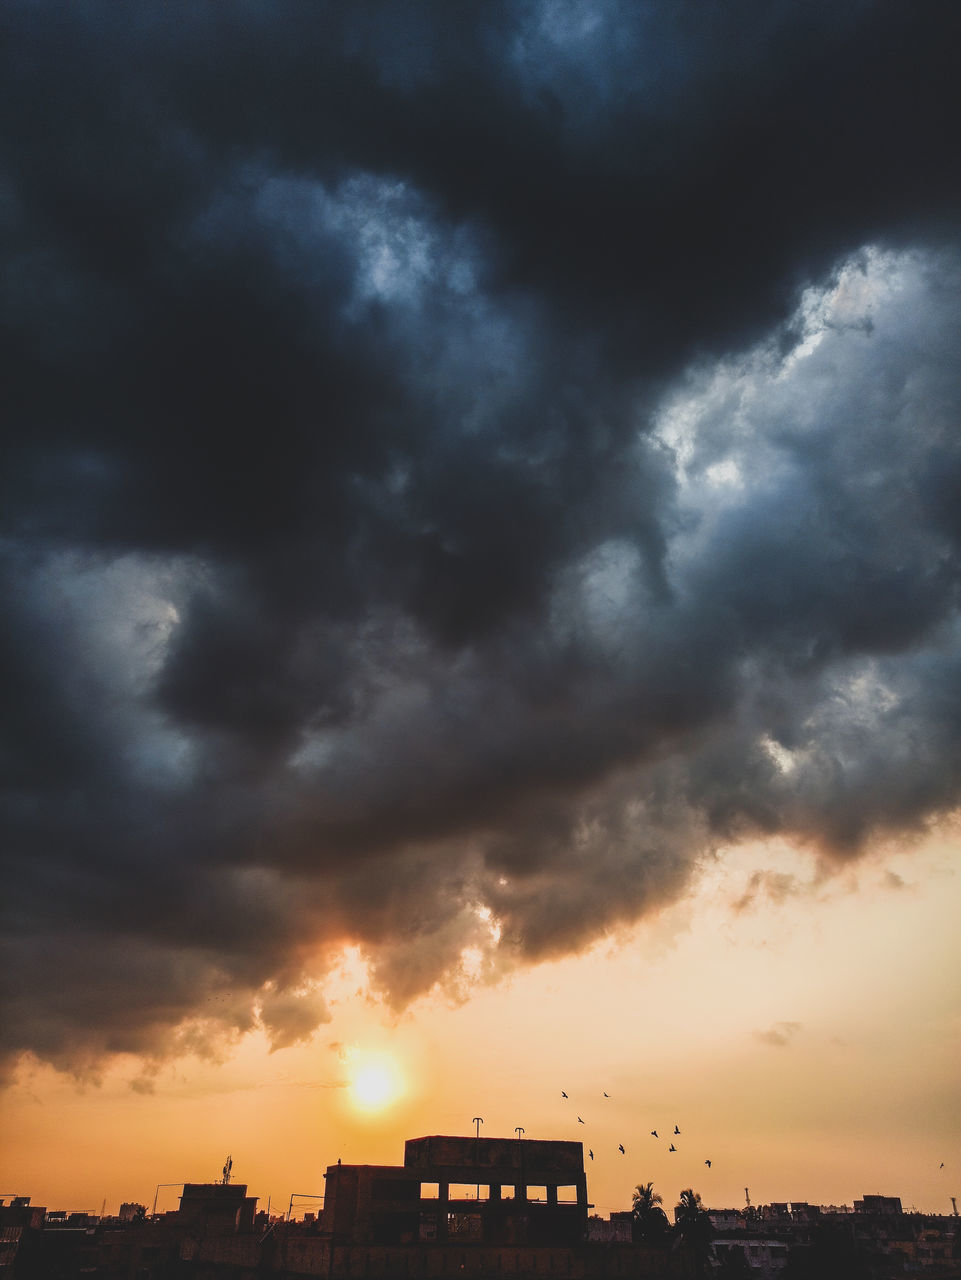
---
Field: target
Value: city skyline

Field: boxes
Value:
[6,831,959,1218]
[2,0,960,1234]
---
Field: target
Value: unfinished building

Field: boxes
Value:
[321,1135,589,1246]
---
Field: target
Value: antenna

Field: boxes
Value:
[222,1155,233,1186]
[745,1188,751,1207]
[951,1197,958,1217]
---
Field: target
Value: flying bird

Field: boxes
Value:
[618,1144,625,1154]
[705,1160,712,1168]
[669,1144,676,1153]
[603,1091,610,1097]
[940,1162,944,1169]
[650,1130,658,1138]
[674,1125,681,1135]
[561,1091,568,1098]
[577,1116,585,1124]
[589,1150,594,1161]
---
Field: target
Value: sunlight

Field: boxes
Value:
[350,1055,404,1112]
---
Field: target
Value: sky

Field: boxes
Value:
[2,0,961,1221]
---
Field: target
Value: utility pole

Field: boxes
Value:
[286,1193,325,1223]
[152,1184,183,1218]
[472,1118,484,1200]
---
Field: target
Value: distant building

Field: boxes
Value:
[586,1211,632,1242]
[707,1208,745,1232]
[712,1236,791,1278]
[854,1194,902,1215]
[789,1202,820,1223]
[322,1134,589,1246]
[170,1183,258,1233]
[118,1202,146,1222]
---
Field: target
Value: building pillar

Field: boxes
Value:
[437,1184,449,1241]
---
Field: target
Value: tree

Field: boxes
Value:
[673,1189,714,1274]
[715,1243,752,1278]
[631,1182,670,1246]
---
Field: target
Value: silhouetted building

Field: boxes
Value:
[854,1193,902,1215]
[0,1197,46,1274]
[586,1212,633,1242]
[322,1134,589,1246]
[171,1182,257,1233]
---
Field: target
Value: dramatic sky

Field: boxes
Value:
[2,0,961,1218]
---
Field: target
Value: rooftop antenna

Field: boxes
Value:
[951,1197,958,1217]
[745,1188,751,1207]
[222,1155,233,1186]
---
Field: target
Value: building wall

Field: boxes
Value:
[323,1138,588,1248]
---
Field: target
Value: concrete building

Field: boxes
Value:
[586,1212,633,1242]
[854,1193,902,1215]
[322,1134,589,1246]
[169,1182,258,1233]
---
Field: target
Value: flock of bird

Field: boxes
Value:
[559,1088,949,1180]
[560,1090,712,1169]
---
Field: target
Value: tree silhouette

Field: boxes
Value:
[673,1189,714,1274]
[631,1182,670,1246]
[715,1243,752,1278]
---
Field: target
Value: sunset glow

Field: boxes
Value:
[350,1057,405,1113]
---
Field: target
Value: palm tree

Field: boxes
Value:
[631,1182,669,1245]
[673,1189,714,1273]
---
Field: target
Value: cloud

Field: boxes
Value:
[258,985,332,1053]
[882,870,908,892]
[732,870,802,914]
[755,1022,804,1049]
[2,1,961,1081]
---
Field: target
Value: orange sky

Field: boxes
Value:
[3,832,959,1220]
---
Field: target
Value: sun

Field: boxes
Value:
[350,1055,404,1112]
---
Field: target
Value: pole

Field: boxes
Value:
[152,1184,183,1217]
[287,1193,325,1223]
[472,1118,484,1200]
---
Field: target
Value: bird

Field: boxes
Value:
[650,1130,658,1138]
[705,1160,712,1168]
[940,1162,944,1169]
[618,1144,625,1154]
[589,1150,594,1161]
[669,1144,676,1153]
[603,1091,610,1098]
[561,1091,568,1098]
[674,1125,681,1135]
[577,1116,585,1124]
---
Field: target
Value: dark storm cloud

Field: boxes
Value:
[3,1,961,1079]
